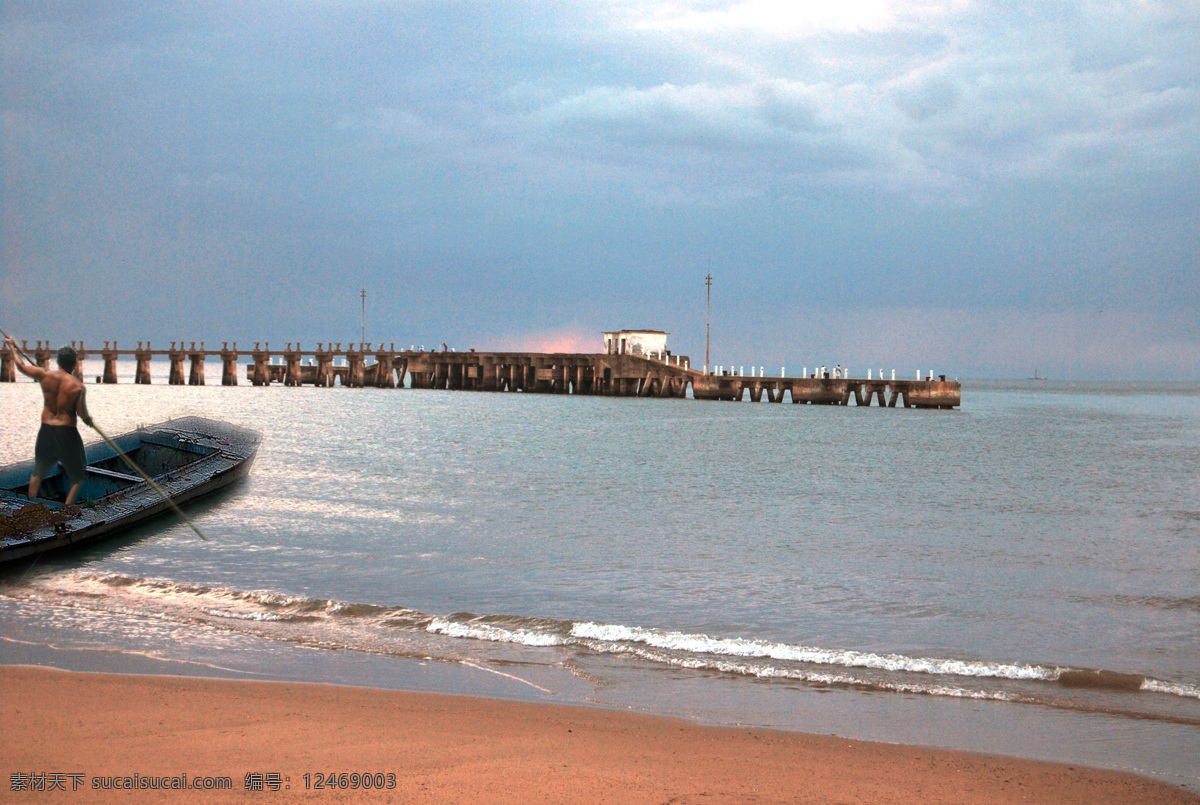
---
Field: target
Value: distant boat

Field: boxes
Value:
[1028,369,1046,380]
[0,416,259,564]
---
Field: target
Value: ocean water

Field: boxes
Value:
[2,370,1198,787]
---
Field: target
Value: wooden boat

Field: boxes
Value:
[0,416,259,564]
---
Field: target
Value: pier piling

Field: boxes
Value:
[221,343,239,386]
[188,342,206,386]
[102,342,119,384]
[135,343,153,384]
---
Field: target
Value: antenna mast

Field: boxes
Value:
[360,286,366,347]
[705,269,712,373]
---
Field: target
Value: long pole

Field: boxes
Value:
[360,287,366,347]
[705,270,712,374]
[1,327,208,541]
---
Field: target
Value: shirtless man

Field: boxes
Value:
[5,338,94,505]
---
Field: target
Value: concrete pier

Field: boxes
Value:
[283,343,302,387]
[32,343,51,371]
[135,343,152,384]
[690,373,960,409]
[101,342,119,384]
[188,342,206,386]
[251,343,270,387]
[221,343,239,386]
[67,341,87,380]
[168,343,186,386]
[0,339,961,409]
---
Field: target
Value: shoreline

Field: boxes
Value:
[3,664,1197,804]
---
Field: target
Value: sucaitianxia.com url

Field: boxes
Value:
[10,772,234,792]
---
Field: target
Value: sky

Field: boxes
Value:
[2,0,1197,379]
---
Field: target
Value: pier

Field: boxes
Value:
[0,340,960,409]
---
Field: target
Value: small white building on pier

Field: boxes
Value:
[603,329,668,357]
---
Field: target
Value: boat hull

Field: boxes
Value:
[0,417,260,564]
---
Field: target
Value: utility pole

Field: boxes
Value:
[705,270,712,374]
[360,287,366,347]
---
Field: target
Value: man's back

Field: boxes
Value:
[40,369,84,426]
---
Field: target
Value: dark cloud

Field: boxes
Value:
[1,0,1196,378]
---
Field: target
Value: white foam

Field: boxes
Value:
[569,622,1052,681]
[1141,678,1200,699]
[206,609,288,622]
[426,617,563,647]
[583,641,1012,700]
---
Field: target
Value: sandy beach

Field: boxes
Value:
[2,666,1195,804]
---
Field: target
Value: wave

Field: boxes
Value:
[427,614,1200,701]
[7,571,1200,708]
[427,617,564,647]
[567,622,1054,681]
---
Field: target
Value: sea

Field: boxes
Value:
[2,367,1198,788]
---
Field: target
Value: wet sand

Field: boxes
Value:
[2,665,1196,804]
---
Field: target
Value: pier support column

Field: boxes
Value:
[135,344,152,384]
[188,342,206,385]
[374,350,396,388]
[314,345,333,387]
[283,343,302,387]
[221,343,239,386]
[347,350,364,388]
[0,350,13,382]
[102,342,119,383]
[168,343,186,385]
[394,356,408,389]
[33,343,51,370]
[68,341,86,380]
[477,359,495,391]
[251,343,271,386]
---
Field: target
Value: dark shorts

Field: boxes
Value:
[33,424,88,486]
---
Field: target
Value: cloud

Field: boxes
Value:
[625,0,958,36]
[1,0,1196,377]
[530,80,829,152]
[503,0,1200,199]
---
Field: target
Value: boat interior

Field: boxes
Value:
[0,431,218,506]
